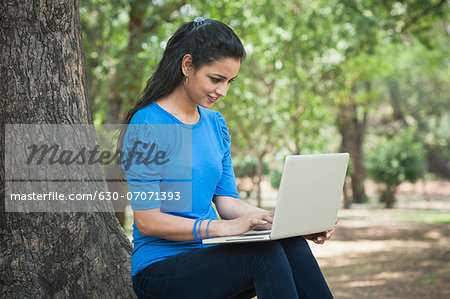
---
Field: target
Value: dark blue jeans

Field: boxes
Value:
[132,236,333,299]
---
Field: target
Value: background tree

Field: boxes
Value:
[233,156,270,202]
[366,129,426,208]
[0,1,134,297]
[325,0,448,205]
[379,40,450,179]
[78,0,449,211]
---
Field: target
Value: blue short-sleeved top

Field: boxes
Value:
[121,101,240,277]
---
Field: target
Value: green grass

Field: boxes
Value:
[418,273,438,286]
[394,212,450,224]
[335,216,355,221]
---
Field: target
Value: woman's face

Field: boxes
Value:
[185,57,241,108]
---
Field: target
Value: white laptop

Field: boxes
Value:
[203,153,349,244]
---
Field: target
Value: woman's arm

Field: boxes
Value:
[134,207,273,241]
[213,195,264,219]
[212,196,338,242]
[213,195,274,230]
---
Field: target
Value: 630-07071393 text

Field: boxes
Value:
[9,191,182,201]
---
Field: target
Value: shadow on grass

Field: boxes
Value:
[318,222,450,299]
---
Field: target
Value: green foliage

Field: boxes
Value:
[233,156,270,178]
[376,40,450,160]
[270,168,282,190]
[80,0,129,122]
[79,0,449,203]
[366,129,426,190]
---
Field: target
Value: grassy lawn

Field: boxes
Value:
[393,211,450,224]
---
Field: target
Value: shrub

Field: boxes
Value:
[366,129,426,208]
[270,168,282,190]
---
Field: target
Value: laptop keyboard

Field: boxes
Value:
[241,230,271,236]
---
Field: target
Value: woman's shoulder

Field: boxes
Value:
[130,102,171,124]
[199,108,231,145]
[199,107,226,126]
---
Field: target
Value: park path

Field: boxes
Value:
[309,208,450,299]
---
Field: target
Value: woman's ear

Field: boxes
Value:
[181,54,193,76]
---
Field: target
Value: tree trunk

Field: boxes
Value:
[255,153,265,208]
[337,90,367,204]
[384,184,398,209]
[0,1,134,297]
[342,177,351,209]
[426,146,450,179]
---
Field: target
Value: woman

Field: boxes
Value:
[119,17,335,299]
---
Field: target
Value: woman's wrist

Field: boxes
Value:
[208,220,227,238]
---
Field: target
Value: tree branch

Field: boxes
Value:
[401,0,448,33]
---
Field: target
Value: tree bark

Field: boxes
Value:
[255,153,266,208]
[337,91,367,204]
[384,184,398,209]
[426,146,450,179]
[342,177,351,209]
[0,1,134,297]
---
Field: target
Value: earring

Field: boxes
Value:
[184,76,189,90]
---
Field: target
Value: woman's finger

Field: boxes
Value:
[326,228,335,238]
[263,213,274,223]
[314,236,325,244]
[251,218,268,226]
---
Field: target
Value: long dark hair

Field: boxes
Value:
[117,18,246,154]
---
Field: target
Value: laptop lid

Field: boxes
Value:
[270,153,349,240]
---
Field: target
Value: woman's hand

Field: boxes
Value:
[303,217,338,244]
[222,210,274,236]
[252,210,275,231]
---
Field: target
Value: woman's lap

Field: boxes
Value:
[279,237,334,298]
[132,236,332,299]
